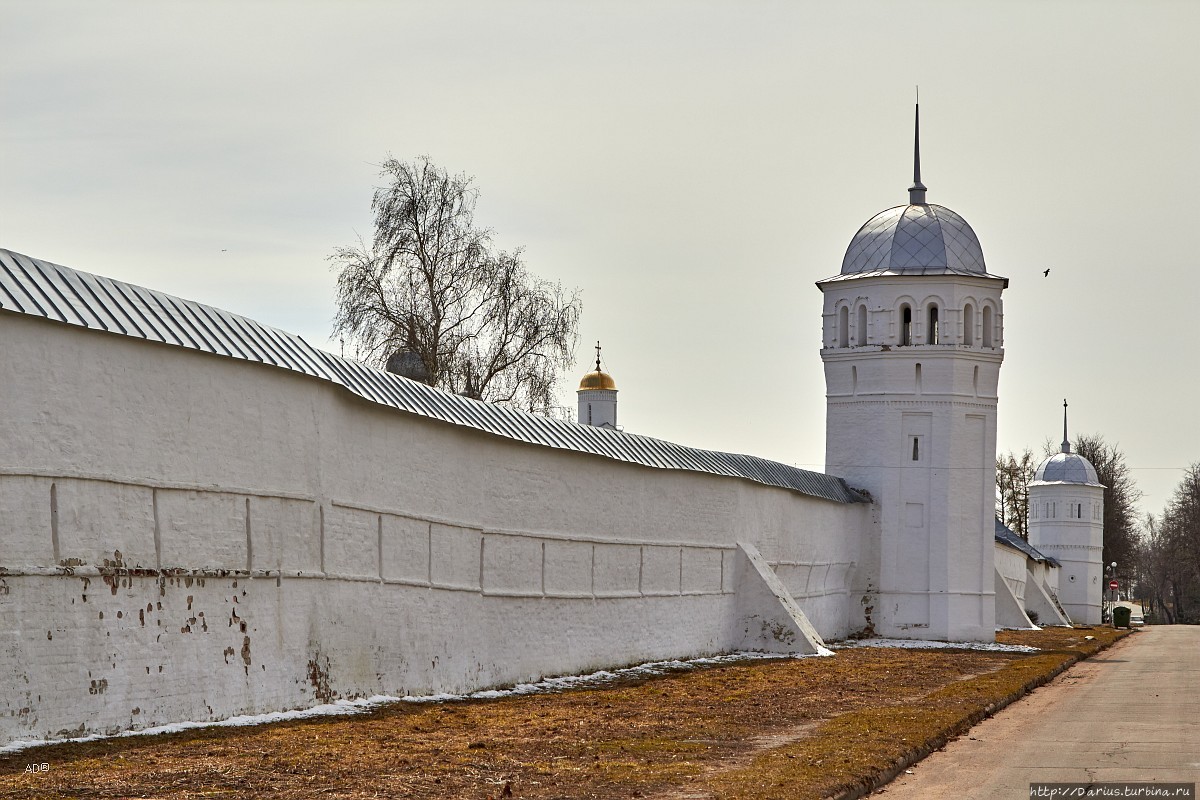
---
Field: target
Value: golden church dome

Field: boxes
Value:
[578,370,616,391]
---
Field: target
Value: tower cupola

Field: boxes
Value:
[577,342,618,428]
[1027,401,1106,624]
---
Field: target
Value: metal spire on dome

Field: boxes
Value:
[908,95,928,205]
[594,340,603,372]
[1061,399,1072,454]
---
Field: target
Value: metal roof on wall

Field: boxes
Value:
[994,518,1060,567]
[0,248,864,505]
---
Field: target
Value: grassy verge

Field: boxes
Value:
[709,626,1130,800]
[0,627,1131,800]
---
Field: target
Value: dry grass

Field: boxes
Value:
[0,627,1129,800]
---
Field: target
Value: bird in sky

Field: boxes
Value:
[1043,268,1050,277]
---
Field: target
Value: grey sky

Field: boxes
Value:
[3,0,1197,519]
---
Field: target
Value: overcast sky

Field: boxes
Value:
[3,1,1197,520]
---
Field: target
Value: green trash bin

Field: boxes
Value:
[1112,606,1132,629]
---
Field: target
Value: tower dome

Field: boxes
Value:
[578,369,617,391]
[840,203,986,275]
[1033,453,1101,485]
[839,103,987,277]
[1032,400,1102,486]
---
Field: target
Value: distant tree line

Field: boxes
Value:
[1139,466,1200,623]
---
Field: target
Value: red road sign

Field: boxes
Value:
[1109,580,1119,590]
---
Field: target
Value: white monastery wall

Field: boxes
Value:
[0,312,870,746]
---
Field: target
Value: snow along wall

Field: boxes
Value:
[0,309,871,746]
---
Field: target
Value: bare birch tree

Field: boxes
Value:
[330,156,581,411]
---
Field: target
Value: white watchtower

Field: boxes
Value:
[577,341,618,428]
[1027,402,1105,624]
[817,105,1008,642]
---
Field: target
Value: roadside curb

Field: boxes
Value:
[828,630,1134,800]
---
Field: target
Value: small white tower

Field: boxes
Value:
[818,104,1008,642]
[577,341,617,428]
[1027,401,1105,624]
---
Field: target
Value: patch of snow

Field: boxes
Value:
[0,697,383,754]
[830,638,1039,653]
[0,648,832,754]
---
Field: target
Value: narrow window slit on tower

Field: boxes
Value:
[838,306,849,348]
[856,305,867,346]
[901,305,912,346]
[927,305,939,344]
[912,437,920,461]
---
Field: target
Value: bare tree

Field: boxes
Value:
[1148,463,1200,623]
[1137,513,1180,623]
[330,156,581,411]
[996,448,1038,539]
[1072,434,1142,571]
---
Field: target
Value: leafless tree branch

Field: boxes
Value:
[330,156,581,412]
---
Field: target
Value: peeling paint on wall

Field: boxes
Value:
[307,653,335,704]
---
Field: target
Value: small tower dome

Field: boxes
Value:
[578,368,617,391]
[1033,453,1101,485]
[577,341,618,428]
[1031,401,1101,486]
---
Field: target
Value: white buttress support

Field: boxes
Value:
[1024,569,1073,626]
[994,567,1036,630]
[733,542,830,655]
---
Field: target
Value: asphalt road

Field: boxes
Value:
[876,625,1200,798]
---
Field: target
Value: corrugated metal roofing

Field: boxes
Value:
[0,248,864,505]
[994,518,1060,567]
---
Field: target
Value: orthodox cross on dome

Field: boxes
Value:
[908,95,928,206]
[594,340,603,372]
[1062,399,1072,454]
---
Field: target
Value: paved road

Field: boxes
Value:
[877,626,1200,798]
